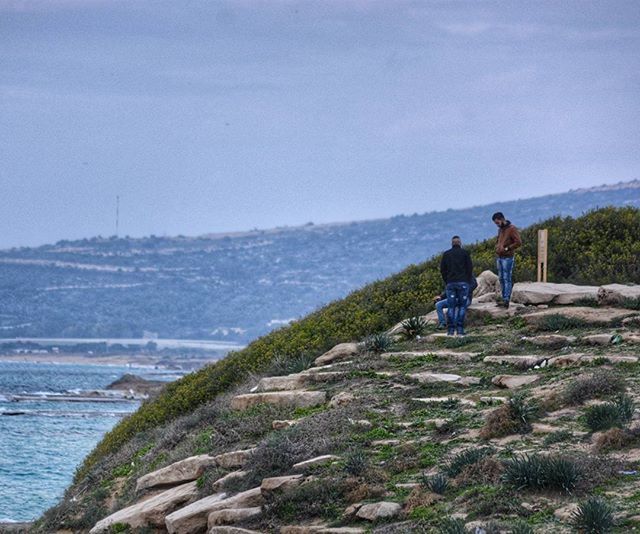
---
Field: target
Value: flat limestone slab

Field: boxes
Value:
[523,335,576,347]
[492,374,540,389]
[548,354,638,366]
[292,455,341,472]
[314,343,359,366]
[483,355,547,367]
[511,282,599,305]
[598,284,640,305]
[230,391,326,410]
[207,507,262,527]
[522,306,636,326]
[209,527,263,534]
[213,449,256,469]
[412,397,477,407]
[90,481,199,533]
[166,488,263,534]
[408,372,480,386]
[382,351,478,362]
[136,455,216,492]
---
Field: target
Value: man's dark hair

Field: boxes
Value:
[492,212,505,221]
[452,235,460,240]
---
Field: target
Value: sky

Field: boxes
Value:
[1,0,639,248]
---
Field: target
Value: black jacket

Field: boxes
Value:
[440,245,473,284]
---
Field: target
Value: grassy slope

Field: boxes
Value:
[76,207,640,481]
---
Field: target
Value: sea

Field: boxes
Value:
[0,361,181,523]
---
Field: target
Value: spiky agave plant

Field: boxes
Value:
[585,394,635,432]
[446,447,494,477]
[507,392,538,430]
[571,497,615,533]
[400,316,427,339]
[420,472,449,495]
[438,517,468,534]
[364,332,393,353]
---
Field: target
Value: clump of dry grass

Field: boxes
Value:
[562,370,625,405]
[480,394,537,439]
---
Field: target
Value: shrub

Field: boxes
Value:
[571,497,615,533]
[502,454,580,493]
[363,332,394,353]
[454,456,504,487]
[268,352,316,376]
[585,394,634,432]
[400,316,427,339]
[536,314,588,331]
[480,394,537,439]
[420,472,448,495]
[622,296,640,310]
[438,517,468,534]
[343,448,369,476]
[563,371,625,405]
[542,429,573,446]
[510,521,534,534]
[446,447,494,477]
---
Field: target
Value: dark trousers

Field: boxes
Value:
[446,282,470,333]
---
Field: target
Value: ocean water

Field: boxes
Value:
[0,361,179,523]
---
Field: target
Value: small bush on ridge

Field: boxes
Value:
[400,316,427,339]
[502,454,580,493]
[585,394,634,432]
[571,496,615,533]
[363,332,393,353]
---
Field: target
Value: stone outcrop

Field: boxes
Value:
[510,282,599,305]
[582,333,615,346]
[213,449,256,469]
[522,306,636,327]
[492,374,540,389]
[598,283,640,305]
[548,354,638,366]
[90,481,199,533]
[523,335,576,348]
[474,270,499,297]
[207,507,262,527]
[355,501,402,521]
[483,355,547,368]
[211,471,248,491]
[260,474,305,497]
[383,351,478,362]
[292,455,341,472]
[408,372,480,386]
[230,391,326,410]
[328,391,355,408]
[208,528,263,534]
[136,455,216,492]
[314,343,359,366]
[165,488,263,534]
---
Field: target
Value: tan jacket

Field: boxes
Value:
[496,222,522,258]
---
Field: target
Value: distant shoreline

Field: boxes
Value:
[0,353,164,368]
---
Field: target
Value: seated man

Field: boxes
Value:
[434,277,477,329]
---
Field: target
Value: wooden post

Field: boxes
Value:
[537,229,548,283]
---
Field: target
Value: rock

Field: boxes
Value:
[207,507,262,527]
[350,419,372,428]
[479,396,507,404]
[622,316,640,329]
[492,374,540,389]
[382,351,478,362]
[464,302,525,324]
[260,474,304,496]
[292,455,341,472]
[412,397,477,407]
[213,449,256,469]
[623,333,640,344]
[314,343,359,366]
[474,270,499,297]
[408,372,479,386]
[511,282,599,305]
[483,355,547,367]
[165,488,263,534]
[355,501,402,521]
[90,481,199,533]
[272,419,298,430]
[230,391,326,410]
[523,335,576,348]
[280,526,364,534]
[208,528,263,534]
[474,293,499,303]
[136,455,216,492]
[329,391,355,408]
[548,354,638,366]
[598,284,640,305]
[387,313,438,336]
[522,306,636,327]
[554,503,579,522]
[531,423,559,434]
[257,374,308,391]
[212,471,248,491]
[106,373,164,396]
[582,333,615,346]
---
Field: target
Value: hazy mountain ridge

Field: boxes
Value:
[1,181,638,342]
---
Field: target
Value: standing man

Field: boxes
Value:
[492,212,522,308]
[440,236,474,336]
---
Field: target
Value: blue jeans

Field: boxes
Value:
[446,282,470,332]
[497,257,515,302]
[436,296,472,326]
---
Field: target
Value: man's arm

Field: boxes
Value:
[465,251,473,282]
[440,254,448,283]
[509,227,522,251]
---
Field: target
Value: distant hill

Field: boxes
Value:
[0,180,638,342]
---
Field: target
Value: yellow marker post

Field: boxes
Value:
[537,229,548,282]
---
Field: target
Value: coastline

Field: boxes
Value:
[0,353,162,368]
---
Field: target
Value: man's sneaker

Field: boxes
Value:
[457,329,466,337]
[447,329,455,336]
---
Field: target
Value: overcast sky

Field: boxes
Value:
[1,0,639,248]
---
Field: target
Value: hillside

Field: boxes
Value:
[33,206,640,532]
[0,181,639,343]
